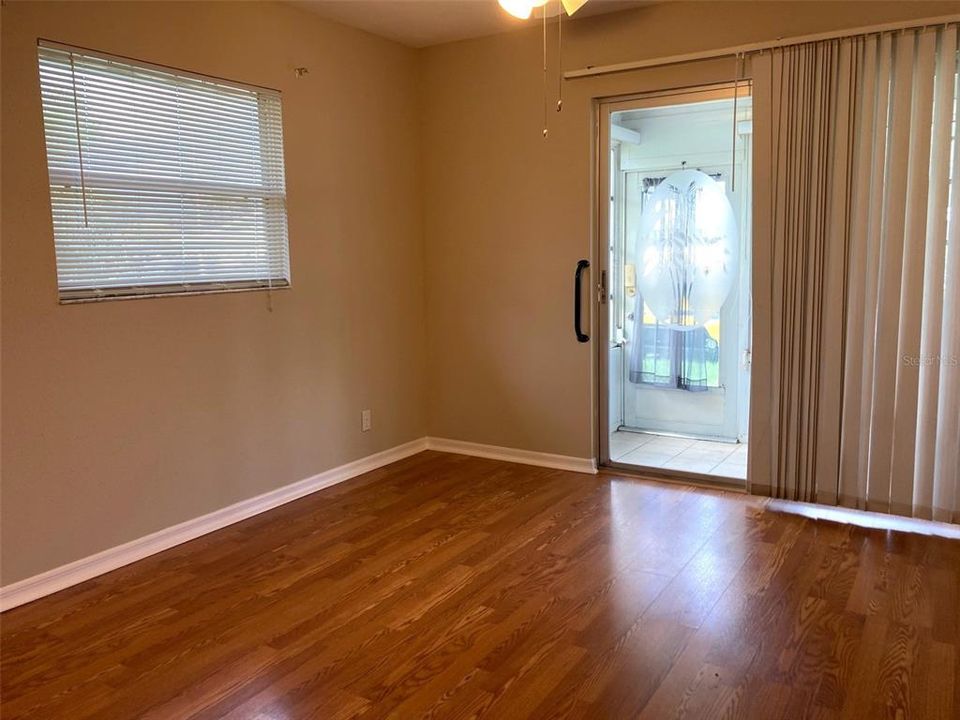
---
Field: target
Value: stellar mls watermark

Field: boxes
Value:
[901,353,959,368]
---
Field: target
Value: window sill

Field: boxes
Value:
[58,282,291,305]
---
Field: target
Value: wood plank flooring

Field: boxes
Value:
[2,451,958,719]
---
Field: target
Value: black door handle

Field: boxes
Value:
[574,259,589,343]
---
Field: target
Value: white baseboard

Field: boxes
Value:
[425,437,598,475]
[1,435,597,611]
[0,437,428,612]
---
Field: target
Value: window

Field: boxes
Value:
[37,41,290,302]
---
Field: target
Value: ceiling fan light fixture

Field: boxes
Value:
[498,0,550,20]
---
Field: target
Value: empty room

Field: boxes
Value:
[1,1,959,718]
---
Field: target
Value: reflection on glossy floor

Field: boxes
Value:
[611,429,747,480]
[3,451,958,719]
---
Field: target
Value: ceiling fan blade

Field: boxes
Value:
[561,0,589,15]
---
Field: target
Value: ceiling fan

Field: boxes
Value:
[497,0,589,137]
[497,0,588,20]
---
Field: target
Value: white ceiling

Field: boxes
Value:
[290,0,649,48]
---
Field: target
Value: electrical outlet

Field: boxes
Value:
[361,409,372,432]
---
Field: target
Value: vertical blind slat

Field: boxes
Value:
[866,32,914,512]
[932,33,960,522]
[890,28,938,514]
[913,27,957,516]
[839,34,878,508]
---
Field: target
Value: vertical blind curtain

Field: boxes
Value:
[37,42,290,301]
[752,25,960,522]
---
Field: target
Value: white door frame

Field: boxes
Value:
[594,82,750,485]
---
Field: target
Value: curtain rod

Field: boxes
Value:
[564,14,960,80]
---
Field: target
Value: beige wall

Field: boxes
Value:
[419,1,958,457]
[0,1,426,584]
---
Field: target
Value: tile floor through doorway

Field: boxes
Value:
[609,430,747,480]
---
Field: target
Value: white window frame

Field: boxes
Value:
[37,40,291,303]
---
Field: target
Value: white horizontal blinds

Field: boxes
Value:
[37,42,289,301]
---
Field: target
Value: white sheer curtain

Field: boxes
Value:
[752,24,960,522]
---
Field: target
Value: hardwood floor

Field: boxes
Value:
[2,451,958,719]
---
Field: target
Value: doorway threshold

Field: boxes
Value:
[600,460,746,493]
[609,430,746,481]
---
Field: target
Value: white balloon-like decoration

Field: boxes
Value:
[635,169,738,328]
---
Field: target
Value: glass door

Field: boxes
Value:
[598,85,752,483]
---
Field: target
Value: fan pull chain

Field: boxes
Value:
[542,8,549,138]
[557,0,563,112]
